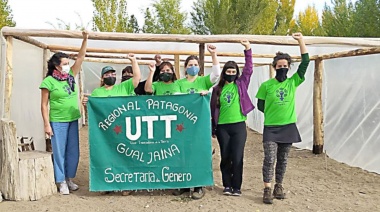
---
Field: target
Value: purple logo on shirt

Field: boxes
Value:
[276,88,288,101]
[63,85,72,95]
[223,91,234,105]
[187,88,198,94]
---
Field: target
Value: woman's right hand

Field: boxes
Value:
[148,62,156,73]
[45,124,53,138]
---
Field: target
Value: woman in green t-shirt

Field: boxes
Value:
[210,40,253,197]
[39,31,88,195]
[255,32,310,204]
[176,45,220,95]
[85,54,141,196]
[144,61,181,95]
[90,54,141,97]
[173,45,220,200]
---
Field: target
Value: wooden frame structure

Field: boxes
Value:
[1,27,380,157]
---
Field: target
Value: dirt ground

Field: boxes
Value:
[1,126,379,212]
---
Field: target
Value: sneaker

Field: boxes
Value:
[59,181,70,195]
[172,188,190,196]
[191,187,205,200]
[223,187,232,195]
[232,188,242,196]
[66,179,79,191]
[263,187,273,204]
[273,183,286,199]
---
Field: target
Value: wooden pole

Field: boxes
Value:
[313,58,324,154]
[4,36,13,119]
[78,66,85,126]
[269,65,275,78]
[2,27,380,47]
[174,54,180,79]
[199,43,205,76]
[42,49,50,77]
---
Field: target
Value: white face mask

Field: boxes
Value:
[61,65,70,74]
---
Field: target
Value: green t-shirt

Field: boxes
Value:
[152,81,182,95]
[39,72,80,122]
[91,78,135,97]
[218,83,246,124]
[177,75,213,94]
[256,72,304,126]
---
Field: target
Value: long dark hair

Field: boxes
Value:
[272,51,292,68]
[158,61,177,81]
[46,52,68,77]
[216,61,240,108]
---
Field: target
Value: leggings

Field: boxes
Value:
[216,121,247,189]
[262,141,292,184]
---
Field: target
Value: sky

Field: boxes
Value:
[7,0,341,30]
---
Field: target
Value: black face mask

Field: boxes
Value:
[275,68,289,82]
[223,73,237,83]
[103,77,116,86]
[159,73,173,82]
[121,75,132,82]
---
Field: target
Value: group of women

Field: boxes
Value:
[40,31,309,204]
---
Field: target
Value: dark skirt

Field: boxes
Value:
[263,123,301,144]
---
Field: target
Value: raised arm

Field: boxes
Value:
[71,31,89,77]
[293,32,310,79]
[144,62,156,94]
[127,53,141,88]
[208,44,221,83]
[239,40,253,87]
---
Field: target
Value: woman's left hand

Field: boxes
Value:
[292,32,303,41]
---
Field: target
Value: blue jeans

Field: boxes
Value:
[50,120,80,183]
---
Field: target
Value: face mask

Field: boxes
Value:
[223,73,237,83]
[62,65,70,74]
[121,76,132,82]
[103,77,116,86]
[159,73,173,82]
[186,66,200,76]
[275,68,289,82]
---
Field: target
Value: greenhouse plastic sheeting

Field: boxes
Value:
[1,36,379,174]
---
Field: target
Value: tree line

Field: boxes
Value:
[1,0,379,37]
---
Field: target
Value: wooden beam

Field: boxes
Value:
[4,36,13,119]
[199,43,205,76]
[49,45,283,58]
[12,36,48,49]
[313,58,324,154]
[62,52,246,65]
[2,27,380,47]
[82,58,262,67]
[317,47,380,60]
[174,54,180,79]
